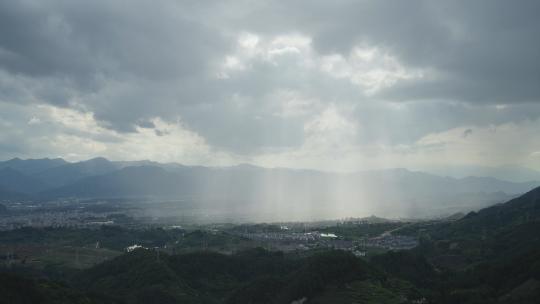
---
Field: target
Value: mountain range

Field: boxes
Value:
[1,157,539,218]
[426,164,540,183]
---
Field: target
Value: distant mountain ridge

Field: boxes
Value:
[1,157,539,218]
[34,157,122,188]
[40,165,190,198]
[0,185,27,200]
[0,167,51,193]
[427,164,540,183]
[0,157,67,175]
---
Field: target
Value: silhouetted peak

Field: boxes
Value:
[84,157,111,164]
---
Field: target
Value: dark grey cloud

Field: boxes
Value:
[1,0,540,158]
[0,1,227,80]
[221,0,540,104]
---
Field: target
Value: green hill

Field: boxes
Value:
[0,272,118,304]
[391,186,540,303]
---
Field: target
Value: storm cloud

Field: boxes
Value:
[1,0,539,170]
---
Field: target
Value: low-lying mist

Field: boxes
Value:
[39,162,537,222]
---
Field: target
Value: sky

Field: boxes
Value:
[1,0,540,172]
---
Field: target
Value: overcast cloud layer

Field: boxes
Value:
[1,0,540,171]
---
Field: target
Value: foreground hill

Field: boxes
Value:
[410,185,540,252]
[70,248,424,304]
[392,186,540,303]
[0,272,118,304]
[440,185,540,235]
[1,248,425,304]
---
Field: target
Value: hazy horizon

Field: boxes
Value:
[2,156,538,221]
[3,155,540,179]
